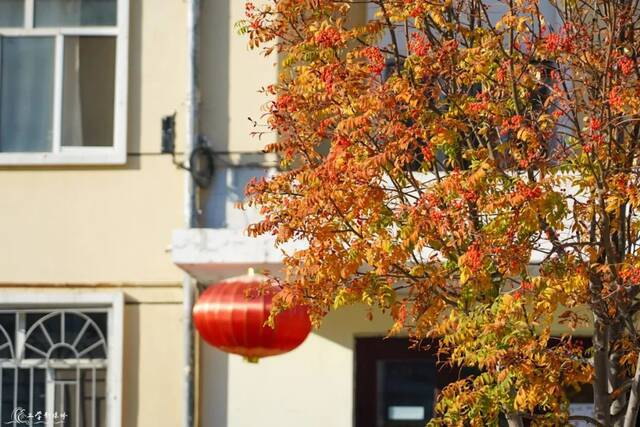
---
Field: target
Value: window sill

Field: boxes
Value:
[0,148,126,166]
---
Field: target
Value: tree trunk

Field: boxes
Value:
[623,356,640,427]
[505,413,524,427]
[611,322,627,427]
[593,317,611,425]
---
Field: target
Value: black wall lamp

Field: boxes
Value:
[161,113,215,189]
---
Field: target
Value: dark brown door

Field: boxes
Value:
[355,337,607,427]
[355,337,470,427]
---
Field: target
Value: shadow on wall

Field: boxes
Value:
[122,301,185,426]
[200,0,234,229]
[199,0,229,158]
[199,0,276,229]
[200,344,229,427]
[121,302,141,425]
[197,1,231,426]
[125,0,142,171]
[203,163,266,229]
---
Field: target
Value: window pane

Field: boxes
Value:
[35,0,116,27]
[65,312,107,346]
[377,360,436,426]
[54,375,76,425]
[0,368,44,424]
[54,369,106,427]
[0,314,16,358]
[62,36,115,147]
[80,369,107,427]
[0,0,24,27]
[0,37,55,153]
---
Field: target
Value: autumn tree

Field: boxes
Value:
[240,0,640,425]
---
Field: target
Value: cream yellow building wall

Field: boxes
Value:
[123,301,184,427]
[0,0,188,284]
[0,0,287,424]
[200,305,393,427]
[199,0,278,156]
[0,1,200,426]
[197,301,591,427]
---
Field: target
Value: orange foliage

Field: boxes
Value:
[239,0,640,424]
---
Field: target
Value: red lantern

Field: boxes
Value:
[193,273,311,362]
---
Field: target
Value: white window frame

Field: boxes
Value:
[0,0,129,165]
[0,292,124,427]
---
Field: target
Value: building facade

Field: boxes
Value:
[0,1,590,427]
[0,0,347,425]
[1,1,197,426]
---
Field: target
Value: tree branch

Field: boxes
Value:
[568,415,606,427]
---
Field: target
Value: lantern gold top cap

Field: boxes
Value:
[217,271,269,284]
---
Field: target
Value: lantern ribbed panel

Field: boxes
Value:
[193,276,311,361]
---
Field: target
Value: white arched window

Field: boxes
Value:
[0,293,122,427]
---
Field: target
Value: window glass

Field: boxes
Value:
[55,369,107,427]
[0,369,46,424]
[62,36,116,147]
[64,312,108,345]
[377,359,436,426]
[0,313,16,358]
[0,0,24,27]
[0,37,55,153]
[23,311,107,359]
[35,0,117,27]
